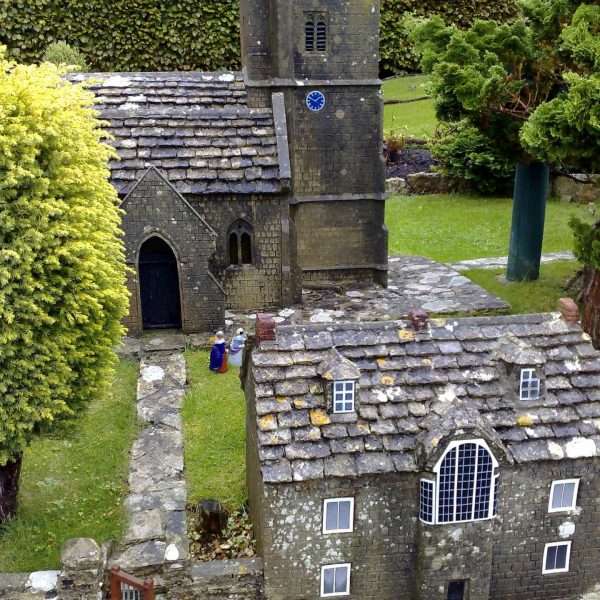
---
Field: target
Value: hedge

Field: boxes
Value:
[0,0,517,74]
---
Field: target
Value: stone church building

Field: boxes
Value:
[242,312,600,599]
[76,0,387,334]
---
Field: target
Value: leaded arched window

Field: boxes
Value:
[420,439,499,524]
[228,220,253,266]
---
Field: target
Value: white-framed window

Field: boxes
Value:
[321,564,350,597]
[549,479,579,512]
[432,439,499,524]
[333,381,355,413]
[323,498,354,534]
[543,541,571,574]
[520,368,541,400]
[419,479,435,524]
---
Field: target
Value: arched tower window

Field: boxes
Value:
[420,439,499,525]
[305,18,315,52]
[228,220,253,266]
[316,18,327,52]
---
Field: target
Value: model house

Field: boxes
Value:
[242,312,600,599]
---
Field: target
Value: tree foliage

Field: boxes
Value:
[42,41,89,72]
[0,49,129,465]
[0,0,517,74]
[408,1,600,188]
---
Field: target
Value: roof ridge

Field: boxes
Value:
[273,312,567,335]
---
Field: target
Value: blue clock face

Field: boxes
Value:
[306,90,326,112]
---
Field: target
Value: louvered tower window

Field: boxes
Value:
[316,18,327,51]
[305,18,315,52]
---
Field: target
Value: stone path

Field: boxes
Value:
[447,251,575,272]
[226,255,509,330]
[110,333,190,591]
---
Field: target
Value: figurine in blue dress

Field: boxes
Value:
[209,330,227,372]
[229,328,246,367]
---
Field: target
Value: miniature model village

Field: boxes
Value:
[1,1,600,600]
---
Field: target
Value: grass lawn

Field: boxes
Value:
[465,261,580,314]
[382,75,436,137]
[386,194,595,263]
[182,352,246,509]
[0,360,138,572]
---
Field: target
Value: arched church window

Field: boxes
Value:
[228,220,253,266]
[316,18,327,52]
[305,17,315,52]
[420,439,499,524]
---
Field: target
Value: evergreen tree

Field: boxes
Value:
[408,1,599,280]
[0,48,129,520]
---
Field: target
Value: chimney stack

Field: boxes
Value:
[256,313,276,344]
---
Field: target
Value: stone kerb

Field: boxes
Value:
[108,334,191,593]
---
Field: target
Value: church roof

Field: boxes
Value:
[245,313,600,484]
[69,72,288,196]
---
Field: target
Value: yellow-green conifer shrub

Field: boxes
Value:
[0,48,129,513]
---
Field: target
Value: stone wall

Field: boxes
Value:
[287,86,385,198]
[120,168,224,334]
[172,558,264,599]
[249,460,600,600]
[189,194,295,310]
[551,175,600,204]
[291,200,388,286]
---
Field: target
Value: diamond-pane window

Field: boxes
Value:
[333,381,355,413]
[520,368,541,400]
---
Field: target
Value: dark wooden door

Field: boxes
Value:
[139,237,182,329]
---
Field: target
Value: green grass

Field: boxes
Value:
[0,360,138,572]
[386,194,595,263]
[182,351,246,509]
[465,261,580,314]
[382,74,430,101]
[383,75,437,137]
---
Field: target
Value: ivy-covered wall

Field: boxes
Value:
[0,0,517,73]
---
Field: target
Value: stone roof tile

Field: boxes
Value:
[249,314,600,483]
[68,72,286,195]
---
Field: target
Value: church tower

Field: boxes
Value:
[240,0,388,288]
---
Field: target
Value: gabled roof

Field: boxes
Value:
[246,313,600,484]
[68,72,288,196]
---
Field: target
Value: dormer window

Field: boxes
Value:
[333,381,355,413]
[520,368,540,401]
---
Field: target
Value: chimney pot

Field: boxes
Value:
[408,308,429,331]
[557,297,580,324]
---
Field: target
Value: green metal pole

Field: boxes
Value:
[507,162,550,281]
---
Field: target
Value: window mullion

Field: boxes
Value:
[471,444,479,520]
[453,448,459,522]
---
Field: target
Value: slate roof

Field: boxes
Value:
[246,313,600,484]
[69,72,287,196]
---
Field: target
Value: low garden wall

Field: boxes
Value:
[386,172,599,202]
[0,336,265,599]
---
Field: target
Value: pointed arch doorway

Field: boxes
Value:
[138,236,182,329]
